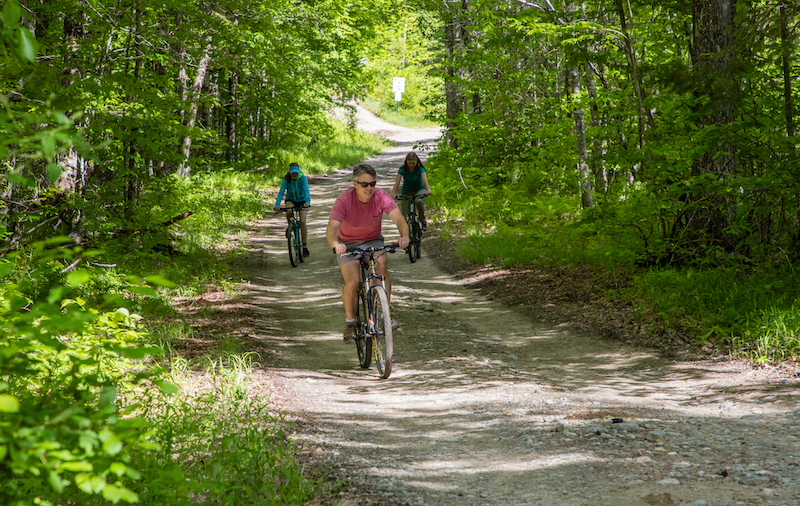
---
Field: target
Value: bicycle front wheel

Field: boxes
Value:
[407,218,418,263]
[295,225,304,263]
[287,227,299,267]
[356,289,371,369]
[370,287,393,379]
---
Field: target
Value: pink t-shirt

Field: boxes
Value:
[329,187,398,242]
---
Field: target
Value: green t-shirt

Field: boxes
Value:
[399,166,426,194]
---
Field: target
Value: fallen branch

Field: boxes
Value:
[161,211,194,227]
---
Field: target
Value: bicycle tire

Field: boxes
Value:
[356,288,371,368]
[370,286,393,379]
[413,219,422,260]
[287,227,299,267]
[407,217,418,263]
[295,224,305,263]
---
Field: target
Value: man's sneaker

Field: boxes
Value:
[303,247,310,257]
[343,322,357,344]
[391,319,400,329]
[421,220,428,231]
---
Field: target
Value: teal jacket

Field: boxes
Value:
[275,174,311,206]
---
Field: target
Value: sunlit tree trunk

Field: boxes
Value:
[178,39,212,178]
[568,65,593,209]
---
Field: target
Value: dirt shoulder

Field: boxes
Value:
[174,111,800,506]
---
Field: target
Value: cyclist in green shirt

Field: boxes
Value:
[391,151,432,230]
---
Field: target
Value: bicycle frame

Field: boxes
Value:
[395,194,426,262]
[277,205,307,267]
[339,245,399,378]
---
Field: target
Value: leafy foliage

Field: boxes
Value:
[0,243,161,505]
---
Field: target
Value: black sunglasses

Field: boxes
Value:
[356,181,377,187]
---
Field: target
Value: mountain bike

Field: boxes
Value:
[395,194,427,263]
[277,205,308,267]
[339,244,401,379]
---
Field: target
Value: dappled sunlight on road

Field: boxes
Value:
[234,132,800,506]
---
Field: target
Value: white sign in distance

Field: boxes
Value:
[394,91,403,102]
[392,77,406,93]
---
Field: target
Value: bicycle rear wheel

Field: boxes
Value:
[287,227,299,267]
[296,224,304,263]
[356,289,371,368]
[370,287,393,379]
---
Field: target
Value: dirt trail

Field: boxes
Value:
[236,108,800,506]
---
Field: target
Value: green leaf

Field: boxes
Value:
[8,172,31,185]
[99,429,123,455]
[154,379,179,395]
[0,394,20,413]
[2,0,21,26]
[0,261,12,278]
[99,386,116,411]
[145,275,176,287]
[15,27,39,61]
[128,286,158,297]
[116,345,158,359]
[66,270,91,286]
[60,461,94,472]
[46,162,62,182]
[102,484,138,504]
[48,470,65,493]
[109,462,126,477]
[75,472,105,494]
[42,135,56,158]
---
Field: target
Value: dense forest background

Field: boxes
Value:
[1,0,798,504]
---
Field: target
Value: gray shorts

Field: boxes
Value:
[336,236,385,267]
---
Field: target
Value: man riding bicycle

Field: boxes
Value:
[326,164,410,343]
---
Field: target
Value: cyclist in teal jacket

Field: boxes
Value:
[274,162,311,257]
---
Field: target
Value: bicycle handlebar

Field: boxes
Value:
[275,205,310,212]
[334,244,403,256]
[394,193,429,202]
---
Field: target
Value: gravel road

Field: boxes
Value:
[236,108,800,506]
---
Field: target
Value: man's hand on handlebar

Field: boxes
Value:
[398,236,410,249]
[333,243,347,255]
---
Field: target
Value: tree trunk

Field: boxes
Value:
[585,64,606,195]
[568,66,593,209]
[614,0,652,151]
[177,39,212,178]
[686,0,738,250]
[443,0,467,149]
[780,2,795,156]
[226,70,238,162]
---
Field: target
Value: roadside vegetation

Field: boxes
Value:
[0,125,385,505]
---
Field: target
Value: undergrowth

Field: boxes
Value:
[0,116,384,505]
[431,186,800,365]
